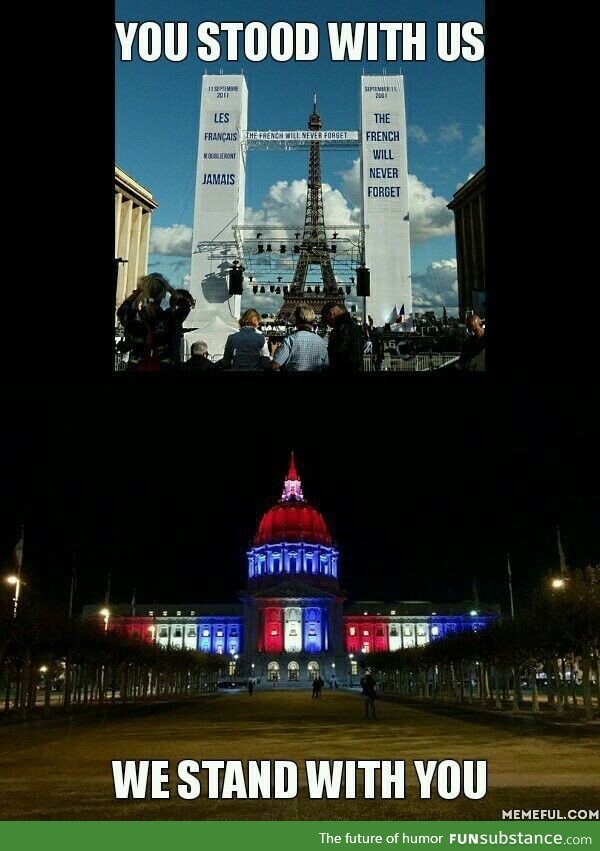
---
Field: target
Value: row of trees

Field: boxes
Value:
[365,568,600,721]
[0,605,224,717]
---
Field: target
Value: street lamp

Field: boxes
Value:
[551,578,566,590]
[99,608,110,633]
[5,574,25,619]
[348,653,354,686]
[38,665,49,701]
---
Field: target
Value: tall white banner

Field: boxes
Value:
[186,75,248,355]
[360,75,412,325]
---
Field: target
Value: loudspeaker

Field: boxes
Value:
[356,266,370,297]
[228,268,244,295]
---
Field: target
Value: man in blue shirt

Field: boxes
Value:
[222,308,271,371]
[272,305,329,372]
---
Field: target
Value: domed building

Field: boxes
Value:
[240,453,346,683]
[86,455,498,685]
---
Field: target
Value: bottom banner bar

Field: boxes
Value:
[0,821,598,850]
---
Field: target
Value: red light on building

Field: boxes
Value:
[264,607,284,652]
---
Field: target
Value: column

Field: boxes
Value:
[128,205,143,295]
[139,210,151,286]
[116,199,133,307]
[115,192,123,255]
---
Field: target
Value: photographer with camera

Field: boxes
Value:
[166,288,196,367]
[116,273,193,372]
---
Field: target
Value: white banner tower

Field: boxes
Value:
[360,74,412,325]
[185,74,248,356]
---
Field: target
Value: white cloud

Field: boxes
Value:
[338,160,454,244]
[245,179,360,230]
[412,259,458,312]
[150,224,193,256]
[468,124,485,158]
[146,256,191,289]
[340,159,361,207]
[438,123,463,144]
[408,125,429,144]
[407,174,454,243]
[240,290,280,315]
[456,173,475,191]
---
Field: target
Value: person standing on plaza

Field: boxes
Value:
[458,313,486,371]
[271,305,329,372]
[321,302,364,372]
[222,308,271,371]
[360,668,377,720]
[181,340,215,371]
[166,289,196,366]
[117,273,191,372]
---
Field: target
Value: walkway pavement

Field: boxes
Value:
[0,689,598,820]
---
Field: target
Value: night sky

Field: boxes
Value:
[2,375,598,622]
[2,10,593,633]
[5,7,596,625]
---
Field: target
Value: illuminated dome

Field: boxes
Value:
[253,454,332,546]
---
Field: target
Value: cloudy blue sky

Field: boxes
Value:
[116,0,484,315]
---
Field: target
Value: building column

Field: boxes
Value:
[139,210,151,288]
[116,199,133,307]
[128,205,143,295]
[115,192,123,255]
[468,199,481,295]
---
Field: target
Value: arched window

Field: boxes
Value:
[307,661,320,681]
[267,661,280,681]
[287,661,300,681]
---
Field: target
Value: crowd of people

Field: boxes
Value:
[116,275,365,373]
[116,273,485,373]
[116,273,195,371]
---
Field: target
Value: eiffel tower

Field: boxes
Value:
[277,95,345,323]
